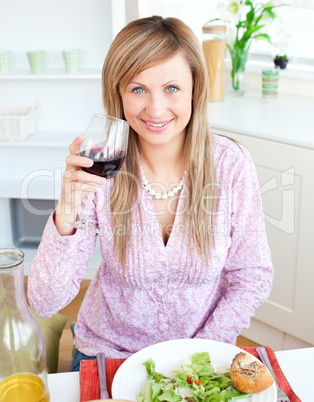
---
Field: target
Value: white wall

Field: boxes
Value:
[0,0,116,131]
[0,0,113,70]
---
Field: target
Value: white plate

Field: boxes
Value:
[112,338,276,402]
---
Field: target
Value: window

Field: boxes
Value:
[137,0,314,73]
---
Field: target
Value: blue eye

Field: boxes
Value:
[132,87,145,94]
[167,86,179,93]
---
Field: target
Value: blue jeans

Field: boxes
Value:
[71,348,97,372]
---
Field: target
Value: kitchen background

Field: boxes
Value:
[0,0,314,352]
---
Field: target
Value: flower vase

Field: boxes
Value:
[229,47,249,96]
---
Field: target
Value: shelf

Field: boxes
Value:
[0,177,62,200]
[0,131,80,147]
[0,68,102,80]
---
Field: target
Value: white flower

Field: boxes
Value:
[257,10,274,34]
[225,24,237,47]
[217,0,251,24]
[266,0,285,6]
[267,16,290,54]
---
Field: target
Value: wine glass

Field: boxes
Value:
[66,114,129,233]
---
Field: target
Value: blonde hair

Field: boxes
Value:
[102,16,216,265]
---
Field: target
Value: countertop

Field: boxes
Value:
[207,89,314,150]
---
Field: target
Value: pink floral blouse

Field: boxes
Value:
[28,135,273,358]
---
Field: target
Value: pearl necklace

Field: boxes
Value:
[140,164,188,200]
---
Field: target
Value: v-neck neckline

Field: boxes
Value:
[136,149,188,250]
[140,171,187,251]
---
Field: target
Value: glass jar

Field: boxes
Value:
[0,248,49,402]
[202,24,227,101]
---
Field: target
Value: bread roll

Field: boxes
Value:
[230,352,274,393]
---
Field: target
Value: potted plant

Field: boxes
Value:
[206,0,287,96]
[274,54,289,69]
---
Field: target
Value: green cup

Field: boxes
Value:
[0,50,10,74]
[262,68,279,101]
[27,50,45,74]
[62,49,80,73]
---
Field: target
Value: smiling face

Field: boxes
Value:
[121,52,193,149]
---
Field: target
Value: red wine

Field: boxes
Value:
[80,148,126,179]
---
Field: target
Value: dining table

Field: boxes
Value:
[48,346,313,402]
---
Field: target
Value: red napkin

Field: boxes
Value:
[242,346,301,402]
[79,346,300,402]
[80,358,126,401]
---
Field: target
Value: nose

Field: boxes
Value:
[145,93,167,118]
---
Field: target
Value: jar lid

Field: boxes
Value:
[202,25,227,32]
[0,248,24,269]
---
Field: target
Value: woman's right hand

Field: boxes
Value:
[54,135,107,235]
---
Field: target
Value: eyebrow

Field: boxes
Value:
[128,80,184,87]
[128,81,145,87]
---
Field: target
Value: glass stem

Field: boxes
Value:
[81,192,95,222]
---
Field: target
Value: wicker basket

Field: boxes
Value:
[0,102,39,141]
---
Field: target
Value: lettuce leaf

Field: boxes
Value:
[136,352,253,402]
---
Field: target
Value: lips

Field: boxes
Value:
[145,121,168,127]
[141,119,173,132]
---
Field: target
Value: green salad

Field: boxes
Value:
[136,352,251,402]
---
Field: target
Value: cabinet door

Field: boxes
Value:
[212,129,314,344]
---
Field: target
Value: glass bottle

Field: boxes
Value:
[0,248,49,402]
[202,24,227,101]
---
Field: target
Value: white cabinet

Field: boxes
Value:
[212,128,314,348]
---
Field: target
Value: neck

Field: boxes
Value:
[138,137,186,176]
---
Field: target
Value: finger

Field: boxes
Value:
[64,169,106,186]
[73,181,101,193]
[62,180,101,197]
[66,153,93,169]
[74,169,107,185]
[69,134,85,155]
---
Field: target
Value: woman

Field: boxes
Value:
[28,16,273,371]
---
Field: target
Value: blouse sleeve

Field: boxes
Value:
[195,146,273,344]
[28,195,99,318]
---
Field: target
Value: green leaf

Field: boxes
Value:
[263,7,276,19]
[204,386,221,396]
[191,351,211,365]
[175,373,188,389]
[143,359,169,382]
[136,381,154,402]
[244,0,253,7]
[253,33,271,43]
[207,396,222,402]
[199,365,214,376]
[243,24,265,39]
[157,389,182,402]
[245,2,255,25]
[143,358,156,378]
[151,383,163,402]
[204,18,222,25]
[220,387,252,401]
